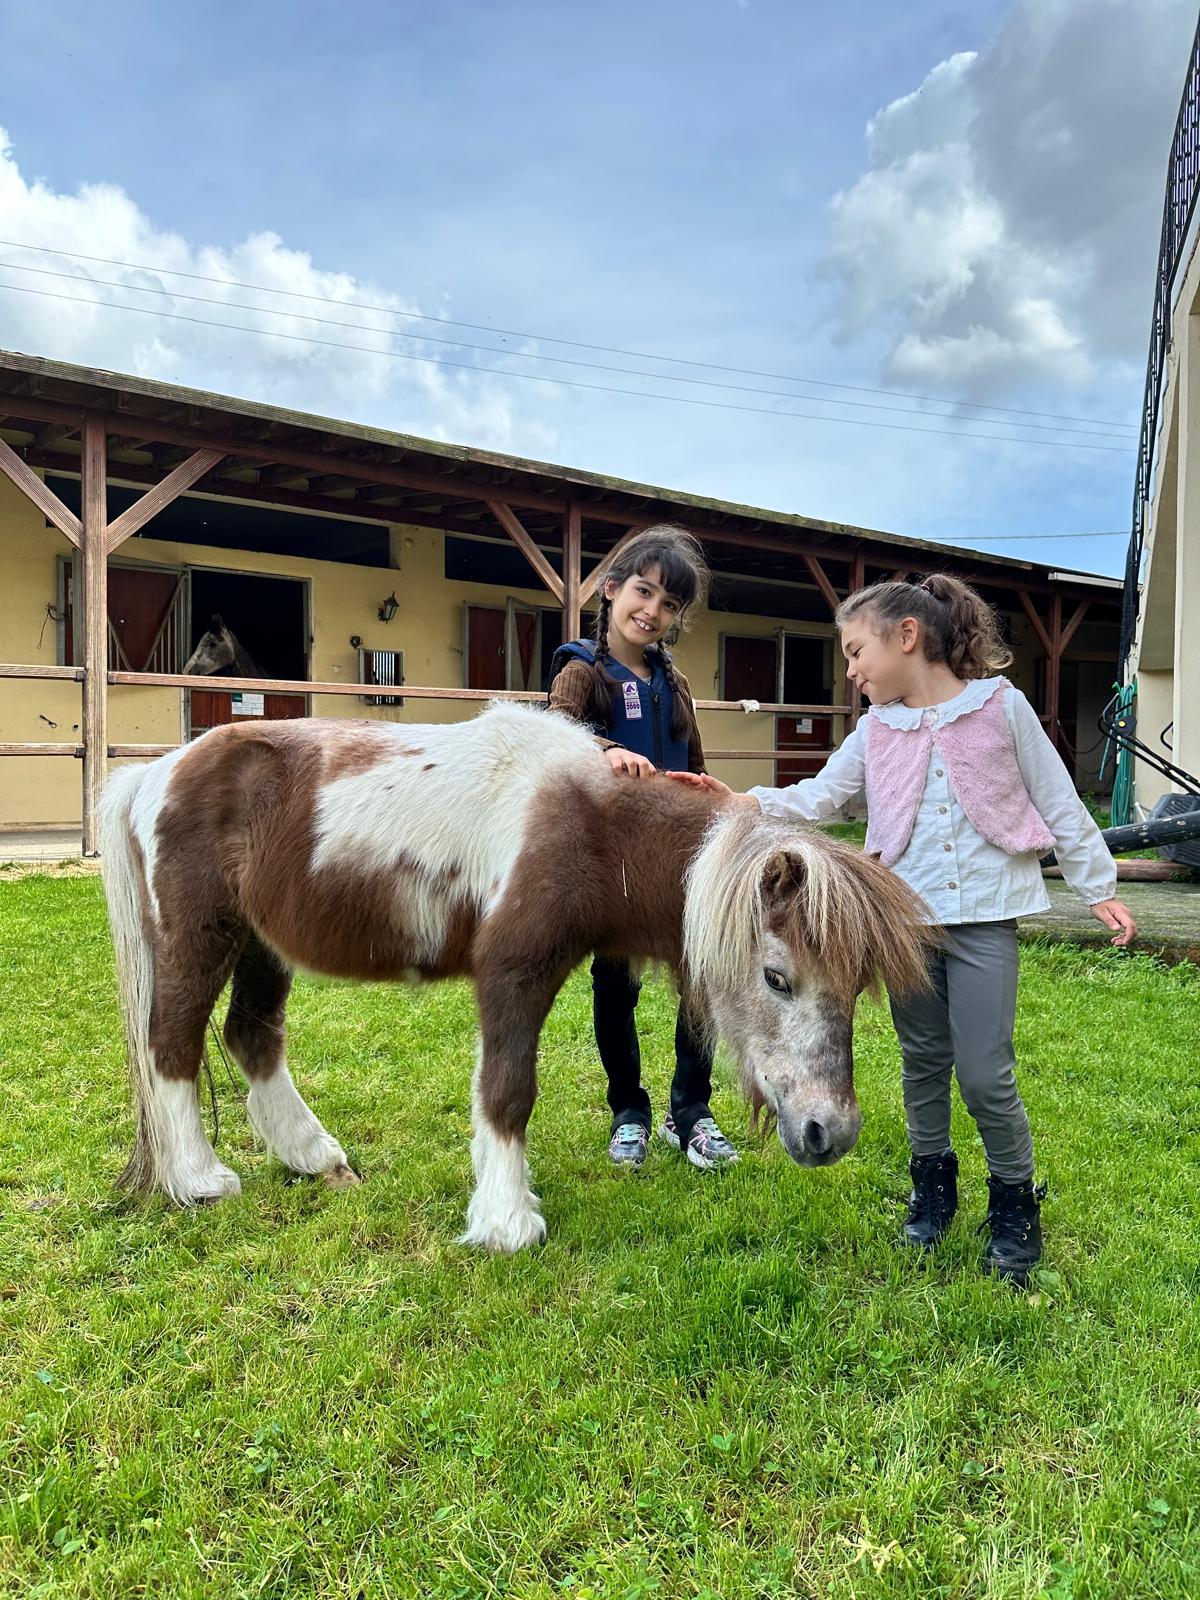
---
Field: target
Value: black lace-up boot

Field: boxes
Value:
[979,1175,1046,1286]
[901,1150,959,1249]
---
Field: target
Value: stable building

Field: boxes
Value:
[0,349,1122,853]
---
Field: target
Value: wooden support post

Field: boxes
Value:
[1046,592,1063,753]
[81,412,108,857]
[847,552,865,726]
[486,500,564,601]
[562,498,582,642]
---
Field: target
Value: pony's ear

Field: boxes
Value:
[761,847,806,907]
[209,613,224,630]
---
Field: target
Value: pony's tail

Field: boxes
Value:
[99,765,160,1194]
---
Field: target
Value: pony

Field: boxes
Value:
[99,702,936,1252]
[182,614,266,678]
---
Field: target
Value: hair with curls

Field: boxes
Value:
[586,524,710,739]
[835,573,1013,681]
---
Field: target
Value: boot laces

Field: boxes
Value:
[976,1180,1047,1241]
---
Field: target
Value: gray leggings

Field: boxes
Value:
[888,919,1034,1185]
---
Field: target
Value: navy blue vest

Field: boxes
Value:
[548,639,690,771]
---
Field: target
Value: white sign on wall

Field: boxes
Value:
[231,692,265,716]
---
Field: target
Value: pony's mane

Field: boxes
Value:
[683,809,937,1006]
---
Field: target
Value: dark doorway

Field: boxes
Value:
[186,568,308,736]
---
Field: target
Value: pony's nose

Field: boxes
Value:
[802,1118,830,1156]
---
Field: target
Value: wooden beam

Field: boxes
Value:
[107,669,847,719]
[0,434,83,547]
[579,524,649,605]
[26,448,493,538]
[81,411,108,856]
[258,464,310,488]
[803,554,841,615]
[35,422,79,451]
[0,743,83,757]
[486,500,564,601]
[1059,598,1091,654]
[1017,589,1053,656]
[562,498,582,642]
[0,663,84,681]
[105,448,226,552]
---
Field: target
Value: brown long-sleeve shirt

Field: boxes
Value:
[548,659,707,775]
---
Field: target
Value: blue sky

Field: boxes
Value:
[0,0,1194,575]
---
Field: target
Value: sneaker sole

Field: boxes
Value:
[685,1145,739,1172]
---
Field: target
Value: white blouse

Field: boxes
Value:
[749,677,1118,926]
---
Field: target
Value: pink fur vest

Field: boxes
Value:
[864,681,1055,868]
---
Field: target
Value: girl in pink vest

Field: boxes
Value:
[674,575,1135,1286]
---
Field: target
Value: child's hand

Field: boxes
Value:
[1089,897,1137,947]
[665,773,760,810]
[666,771,731,795]
[606,747,656,778]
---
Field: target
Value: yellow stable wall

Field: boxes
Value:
[0,475,840,826]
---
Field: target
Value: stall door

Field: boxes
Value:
[776,634,835,784]
[186,569,309,735]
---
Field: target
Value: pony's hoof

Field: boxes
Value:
[322,1162,361,1190]
[175,1166,241,1206]
[459,1207,547,1254]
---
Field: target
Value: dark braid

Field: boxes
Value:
[585,593,621,726]
[653,640,691,740]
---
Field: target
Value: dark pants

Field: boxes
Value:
[591,956,714,1148]
[888,919,1034,1185]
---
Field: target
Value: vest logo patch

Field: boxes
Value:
[622,680,643,720]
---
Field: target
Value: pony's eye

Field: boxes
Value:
[763,967,792,996]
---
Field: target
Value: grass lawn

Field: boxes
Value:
[2,877,1199,1599]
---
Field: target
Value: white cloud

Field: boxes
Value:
[0,128,556,455]
[822,0,1197,398]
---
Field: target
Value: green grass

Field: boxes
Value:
[2,880,1199,1599]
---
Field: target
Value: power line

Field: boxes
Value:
[0,278,1136,456]
[0,257,1133,443]
[0,236,1138,435]
[956,531,1127,541]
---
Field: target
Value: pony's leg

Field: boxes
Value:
[140,937,244,1205]
[224,936,357,1187]
[460,965,567,1253]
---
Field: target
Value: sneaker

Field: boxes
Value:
[660,1114,739,1171]
[608,1122,649,1167]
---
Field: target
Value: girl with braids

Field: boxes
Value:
[547,525,739,1172]
[672,574,1135,1285]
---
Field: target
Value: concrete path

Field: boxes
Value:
[1019,877,1200,964]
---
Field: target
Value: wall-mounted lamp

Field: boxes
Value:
[377,591,399,624]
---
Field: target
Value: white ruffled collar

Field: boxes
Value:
[867,675,1008,730]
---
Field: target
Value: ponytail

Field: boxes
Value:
[836,574,1012,679]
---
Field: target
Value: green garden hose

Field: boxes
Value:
[1102,680,1137,826]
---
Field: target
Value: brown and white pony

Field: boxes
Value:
[182,614,265,678]
[99,702,935,1251]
